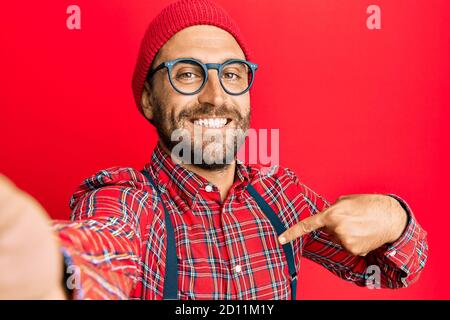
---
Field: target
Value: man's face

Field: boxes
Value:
[141,25,251,170]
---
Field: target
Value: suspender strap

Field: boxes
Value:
[141,170,178,300]
[141,170,296,300]
[246,184,297,300]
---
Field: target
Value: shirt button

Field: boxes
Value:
[388,250,397,257]
[235,265,242,273]
[205,184,213,192]
[344,270,352,280]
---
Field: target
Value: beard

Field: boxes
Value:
[150,95,250,171]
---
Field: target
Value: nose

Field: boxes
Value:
[197,69,226,108]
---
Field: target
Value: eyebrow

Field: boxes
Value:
[175,56,246,63]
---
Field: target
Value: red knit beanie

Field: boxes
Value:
[131,0,251,115]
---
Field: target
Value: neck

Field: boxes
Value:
[158,141,236,202]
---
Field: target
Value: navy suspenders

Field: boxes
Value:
[141,170,297,300]
[246,184,298,300]
[141,170,178,299]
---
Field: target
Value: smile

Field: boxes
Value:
[191,117,231,129]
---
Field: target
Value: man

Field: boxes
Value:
[0,0,427,300]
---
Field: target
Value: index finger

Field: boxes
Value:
[278,211,327,244]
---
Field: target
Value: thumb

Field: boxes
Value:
[278,211,327,244]
[0,173,20,210]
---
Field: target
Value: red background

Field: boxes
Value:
[1,0,449,299]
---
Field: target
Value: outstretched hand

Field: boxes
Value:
[0,174,66,299]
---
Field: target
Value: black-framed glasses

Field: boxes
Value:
[146,58,258,96]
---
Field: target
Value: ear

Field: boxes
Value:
[141,81,154,122]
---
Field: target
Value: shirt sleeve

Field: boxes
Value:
[51,168,154,299]
[299,183,428,289]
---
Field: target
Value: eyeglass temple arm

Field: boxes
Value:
[147,62,167,79]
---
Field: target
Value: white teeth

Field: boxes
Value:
[193,118,227,128]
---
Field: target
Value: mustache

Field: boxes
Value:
[178,103,243,122]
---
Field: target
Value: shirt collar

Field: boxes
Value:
[144,143,250,206]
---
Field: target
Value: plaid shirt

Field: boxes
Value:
[53,143,428,300]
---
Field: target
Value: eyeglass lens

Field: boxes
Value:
[169,60,253,95]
